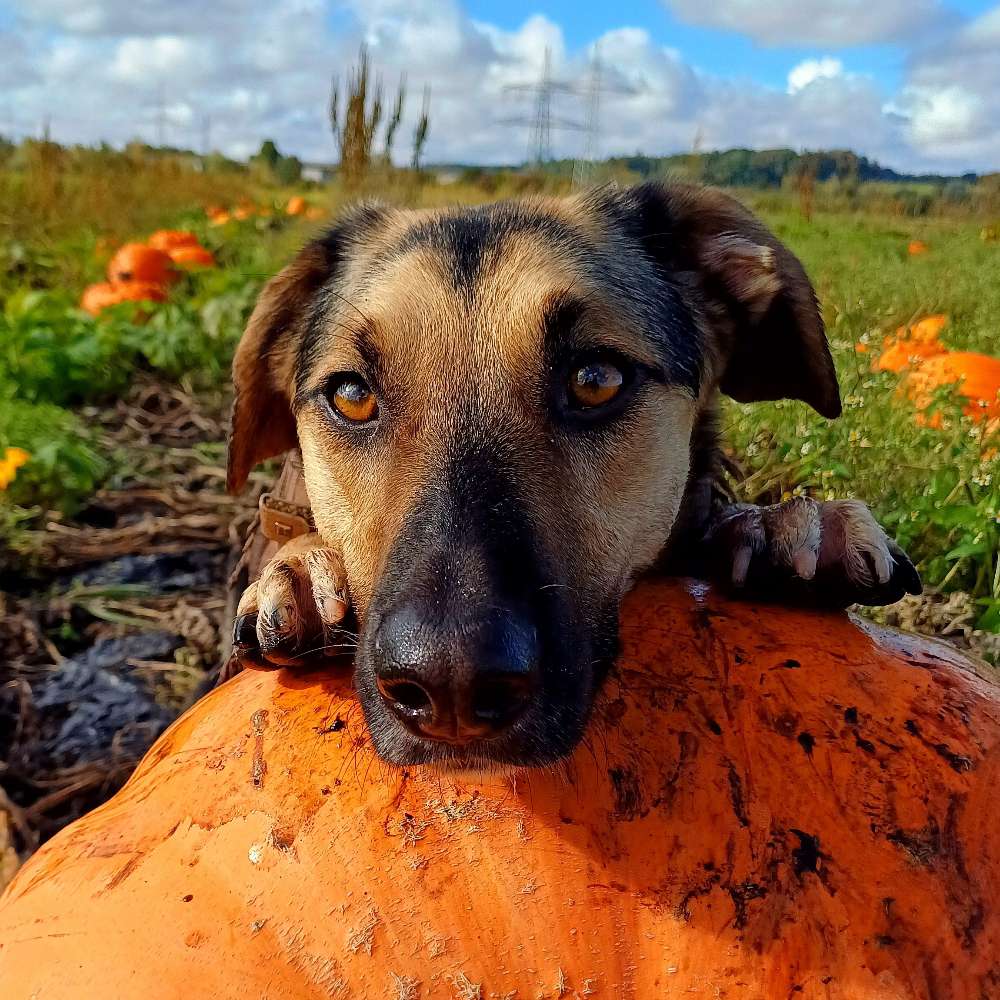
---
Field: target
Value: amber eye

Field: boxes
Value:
[568,360,626,410]
[330,376,378,423]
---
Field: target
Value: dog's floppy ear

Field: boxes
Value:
[227,204,387,493]
[226,240,333,493]
[634,182,841,418]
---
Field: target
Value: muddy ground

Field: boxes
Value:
[0,381,264,872]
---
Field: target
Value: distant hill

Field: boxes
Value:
[595,149,977,187]
[440,149,979,189]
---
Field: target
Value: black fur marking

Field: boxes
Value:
[355,401,605,768]
[293,205,388,398]
[373,409,545,616]
[539,293,586,353]
[586,184,704,396]
[659,405,727,573]
[395,204,582,294]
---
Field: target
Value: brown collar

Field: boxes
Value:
[258,453,315,543]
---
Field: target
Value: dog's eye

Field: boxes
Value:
[568,361,625,410]
[329,375,378,423]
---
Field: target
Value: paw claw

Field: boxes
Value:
[709,498,919,608]
[894,552,923,596]
[232,612,258,649]
[792,548,817,580]
[229,535,353,673]
[264,603,296,634]
[732,546,753,587]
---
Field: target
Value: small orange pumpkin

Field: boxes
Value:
[208,211,231,226]
[908,239,929,256]
[167,245,216,269]
[147,230,200,252]
[285,195,306,216]
[906,314,948,340]
[106,244,178,287]
[905,351,1000,423]
[80,281,168,316]
[871,315,949,373]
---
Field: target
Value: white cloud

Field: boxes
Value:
[108,36,211,82]
[18,0,279,37]
[892,4,1000,165]
[787,57,843,94]
[662,0,946,47]
[902,86,981,144]
[1,0,997,174]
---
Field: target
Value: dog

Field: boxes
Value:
[226,182,920,770]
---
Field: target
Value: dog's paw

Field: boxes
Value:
[230,533,354,670]
[708,497,921,607]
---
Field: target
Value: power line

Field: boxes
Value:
[499,47,585,166]
[500,45,633,174]
[572,45,633,187]
[572,48,602,187]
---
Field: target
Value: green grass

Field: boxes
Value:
[727,208,999,627]
[1,178,997,627]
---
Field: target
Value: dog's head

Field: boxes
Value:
[227,183,839,768]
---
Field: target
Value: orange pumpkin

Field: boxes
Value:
[148,229,200,252]
[106,243,178,287]
[167,245,216,269]
[908,240,929,256]
[80,280,168,316]
[2,579,999,999]
[285,195,306,216]
[208,211,231,227]
[872,314,949,373]
[906,351,1000,424]
[874,338,946,372]
[906,313,948,341]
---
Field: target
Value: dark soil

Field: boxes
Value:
[0,381,264,868]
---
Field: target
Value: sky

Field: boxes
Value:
[1,0,998,174]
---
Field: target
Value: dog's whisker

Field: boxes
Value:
[285,642,358,659]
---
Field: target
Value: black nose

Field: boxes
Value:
[372,605,540,743]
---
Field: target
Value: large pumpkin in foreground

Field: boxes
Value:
[2,580,999,999]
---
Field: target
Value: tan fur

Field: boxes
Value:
[226,184,919,767]
[282,201,714,620]
[229,185,844,622]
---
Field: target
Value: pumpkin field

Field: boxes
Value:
[1,146,999,865]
